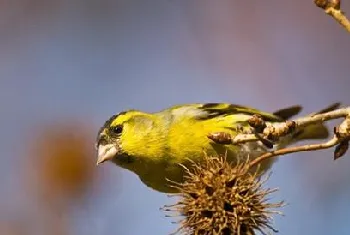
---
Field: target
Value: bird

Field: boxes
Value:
[96,102,339,193]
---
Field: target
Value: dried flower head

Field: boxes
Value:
[163,154,283,235]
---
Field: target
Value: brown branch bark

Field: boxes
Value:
[314,0,350,32]
[249,107,350,168]
[208,106,350,171]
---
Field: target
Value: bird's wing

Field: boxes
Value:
[195,103,285,122]
[167,103,304,122]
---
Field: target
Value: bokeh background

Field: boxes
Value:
[1,0,349,234]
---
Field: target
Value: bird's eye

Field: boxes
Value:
[112,125,123,134]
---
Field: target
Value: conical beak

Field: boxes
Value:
[96,144,118,165]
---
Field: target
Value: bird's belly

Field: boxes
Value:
[137,161,188,193]
[137,142,275,193]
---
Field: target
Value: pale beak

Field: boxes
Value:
[96,144,118,165]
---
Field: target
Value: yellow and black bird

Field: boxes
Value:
[96,102,339,193]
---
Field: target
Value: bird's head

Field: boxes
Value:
[95,110,155,166]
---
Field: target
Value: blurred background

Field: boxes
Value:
[0,0,349,234]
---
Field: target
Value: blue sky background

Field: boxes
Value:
[0,1,350,234]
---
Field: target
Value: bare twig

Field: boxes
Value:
[229,107,350,144]
[314,0,350,32]
[209,106,350,171]
[249,132,339,168]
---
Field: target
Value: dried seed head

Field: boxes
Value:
[163,154,283,235]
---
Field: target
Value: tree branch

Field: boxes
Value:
[314,0,350,32]
[208,106,350,171]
